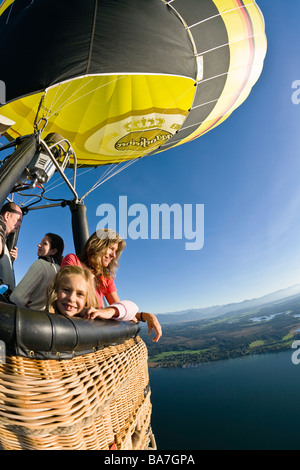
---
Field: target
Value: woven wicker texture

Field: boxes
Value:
[0,336,156,450]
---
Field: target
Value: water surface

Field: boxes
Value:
[149,350,300,450]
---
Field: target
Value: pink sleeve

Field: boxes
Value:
[111,300,139,322]
[61,253,82,267]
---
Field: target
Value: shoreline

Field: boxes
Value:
[147,341,294,368]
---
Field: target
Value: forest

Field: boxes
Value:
[140,293,300,367]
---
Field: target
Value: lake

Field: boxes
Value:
[149,350,300,450]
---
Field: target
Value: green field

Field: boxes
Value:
[141,294,300,367]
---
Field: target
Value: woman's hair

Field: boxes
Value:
[80,229,126,279]
[46,265,98,314]
[46,233,65,265]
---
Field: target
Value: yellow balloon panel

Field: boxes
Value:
[169,0,267,148]
[0,0,14,15]
[2,74,196,166]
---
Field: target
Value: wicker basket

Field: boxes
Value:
[0,336,156,450]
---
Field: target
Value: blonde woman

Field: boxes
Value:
[61,229,162,342]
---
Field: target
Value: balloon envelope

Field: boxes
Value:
[0,0,267,167]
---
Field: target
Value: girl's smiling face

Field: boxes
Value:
[56,274,87,317]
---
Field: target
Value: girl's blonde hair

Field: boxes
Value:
[80,229,126,279]
[47,265,98,314]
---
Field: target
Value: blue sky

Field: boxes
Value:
[3,0,300,314]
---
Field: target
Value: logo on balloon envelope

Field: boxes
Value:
[115,116,173,151]
[85,112,183,157]
[115,129,172,151]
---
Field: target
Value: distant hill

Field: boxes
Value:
[156,284,300,324]
[142,285,300,367]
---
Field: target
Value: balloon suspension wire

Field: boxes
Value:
[77,81,196,200]
[6,0,264,208]
[11,55,251,208]
[27,75,194,201]
[28,73,196,204]
[81,79,197,199]
[4,1,15,25]
[28,10,259,202]
[38,76,133,200]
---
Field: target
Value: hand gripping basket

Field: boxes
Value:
[0,303,157,450]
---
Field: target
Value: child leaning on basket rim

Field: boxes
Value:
[46,264,139,322]
[46,264,163,344]
[60,229,162,342]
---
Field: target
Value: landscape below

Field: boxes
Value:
[140,288,300,368]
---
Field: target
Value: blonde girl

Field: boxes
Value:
[47,265,98,317]
[47,265,139,321]
[61,229,162,341]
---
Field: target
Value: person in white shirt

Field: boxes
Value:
[10,233,64,311]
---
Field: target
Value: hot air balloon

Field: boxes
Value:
[0,0,267,450]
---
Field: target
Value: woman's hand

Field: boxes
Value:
[81,306,117,320]
[137,312,162,342]
[10,246,18,261]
